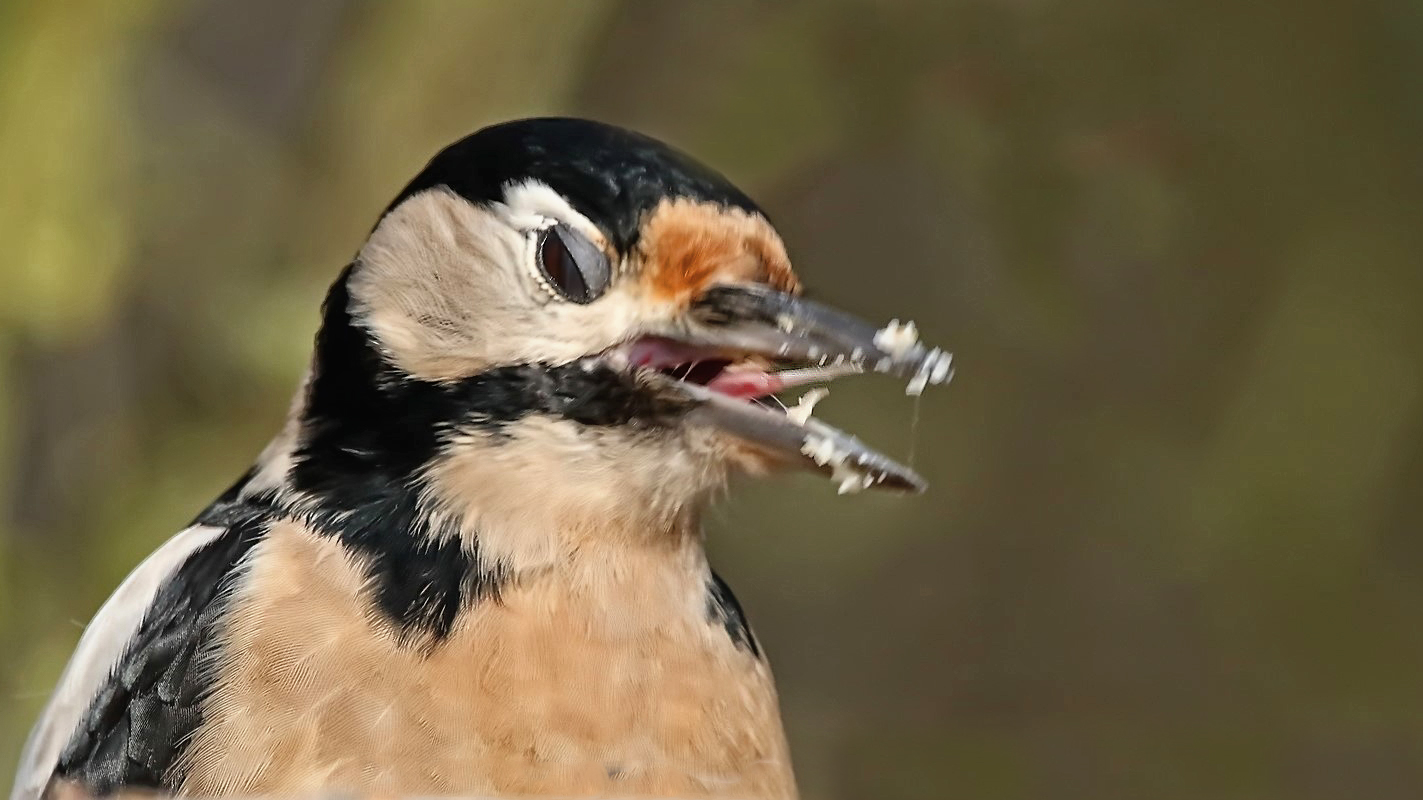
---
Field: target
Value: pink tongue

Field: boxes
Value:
[625,337,784,400]
[706,369,782,399]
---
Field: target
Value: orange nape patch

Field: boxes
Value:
[638,198,799,304]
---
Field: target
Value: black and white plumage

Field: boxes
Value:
[12,118,950,800]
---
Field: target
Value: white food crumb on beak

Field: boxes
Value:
[875,318,955,395]
[906,348,954,396]
[800,432,880,495]
[834,463,875,494]
[802,434,840,466]
[785,388,829,425]
[873,318,920,359]
[930,351,954,383]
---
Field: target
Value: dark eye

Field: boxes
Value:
[537,224,610,303]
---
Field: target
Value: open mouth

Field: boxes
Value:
[619,337,862,400]
[601,285,953,494]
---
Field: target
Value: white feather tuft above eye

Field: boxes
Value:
[500,180,606,245]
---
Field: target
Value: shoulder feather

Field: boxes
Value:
[9,525,225,800]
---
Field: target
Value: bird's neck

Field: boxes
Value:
[254,273,721,573]
[234,369,719,567]
[220,408,715,643]
[209,292,724,639]
[417,413,718,568]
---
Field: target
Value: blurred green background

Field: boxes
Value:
[3,1,1422,798]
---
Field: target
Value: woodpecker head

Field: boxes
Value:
[279,119,949,565]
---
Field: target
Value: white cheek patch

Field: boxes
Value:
[352,188,527,378]
[350,188,653,381]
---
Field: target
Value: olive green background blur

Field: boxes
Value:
[3,1,1422,798]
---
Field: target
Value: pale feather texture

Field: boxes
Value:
[420,415,727,574]
[177,520,795,799]
[351,187,653,380]
[11,525,226,800]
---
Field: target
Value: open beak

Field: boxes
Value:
[604,284,953,494]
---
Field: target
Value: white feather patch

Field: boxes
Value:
[10,524,225,800]
[499,179,604,246]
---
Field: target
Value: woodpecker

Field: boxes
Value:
[12,118,951,800]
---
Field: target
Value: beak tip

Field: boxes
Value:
[885,470,929,495]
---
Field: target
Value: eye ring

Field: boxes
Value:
[536,224,610,304]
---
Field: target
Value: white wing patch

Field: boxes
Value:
[10,524,226,800]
